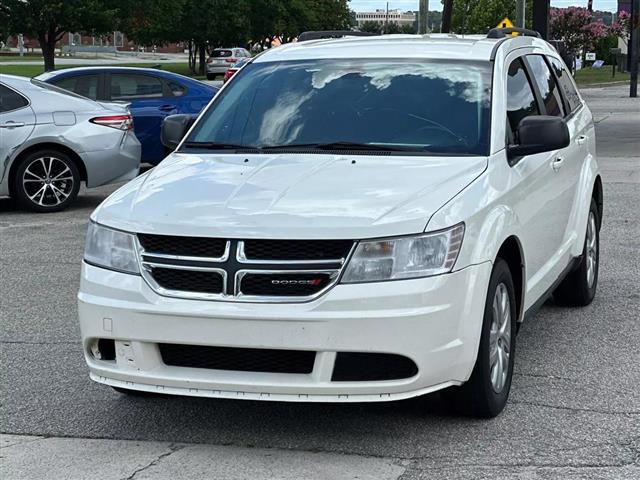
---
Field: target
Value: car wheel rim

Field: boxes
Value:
[22,156,74,207]
[489,282,511,393]
[586,211,597,289]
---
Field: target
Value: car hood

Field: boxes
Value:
[94,153,487,239]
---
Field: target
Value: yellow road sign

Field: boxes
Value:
[497,17,514,29]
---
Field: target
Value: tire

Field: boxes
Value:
[206,73,215,80]
[13,149,80,213]
[553,198,600,307]
[442,258,517,418]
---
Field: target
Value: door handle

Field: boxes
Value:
[552,157,564,172]
[0,122,25,128]
[577,135,588,145]
[159,105,176,112]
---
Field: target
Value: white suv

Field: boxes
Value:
[79,31,602,417]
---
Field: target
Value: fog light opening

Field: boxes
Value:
[90,338,116,361]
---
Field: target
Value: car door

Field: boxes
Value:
[548,56,595,236]
[524,54,583,265]
[108,73,178,164]
[0,84,36,185]
[504,56,568,302]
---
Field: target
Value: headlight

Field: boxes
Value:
[341,224,464,283]
[84,222,140,274]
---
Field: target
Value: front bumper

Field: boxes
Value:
[78,261,491,402]
[206,65,230,75]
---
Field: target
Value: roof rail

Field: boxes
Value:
[486,27,542,39]
[297,30,377,42]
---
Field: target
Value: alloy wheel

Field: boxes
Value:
[22,156,74,207]
[489,282,511,393]
[585,211,598,289]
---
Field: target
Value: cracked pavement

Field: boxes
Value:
[1,84,639,479]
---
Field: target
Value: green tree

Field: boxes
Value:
[360,21,382,34]
[305,0,351,30]
[179,0,251,75]
[401,23,417,34]
[0,0,118,71]
[117,0,185,47]
[448,0,533,34]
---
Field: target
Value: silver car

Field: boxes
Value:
[206,48,251,80]
[0,74,141,212]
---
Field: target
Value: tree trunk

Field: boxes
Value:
[198,44,206,75]
[38,34,56,71]
[442,0,454,33]
[188,41,195,73]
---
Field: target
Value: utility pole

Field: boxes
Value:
[419,0,429,34]
[533,0,550,40]
[441,0,453,33]
[630,0,639,97]
[385,2,389,34]
[516,0,526,28]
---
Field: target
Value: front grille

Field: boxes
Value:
[137,235,353,302]
[138,233,227,258]
[242,240,353,261]
[159,344,316,374]
[331,352,418,381]
[240,272,334,297]
[151,267,224,294]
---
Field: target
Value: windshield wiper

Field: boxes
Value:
[260,141,416,152]
[181,141,258,150]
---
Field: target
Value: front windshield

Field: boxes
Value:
[185,59,492,155]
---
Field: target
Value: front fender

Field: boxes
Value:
[426,153,523,270]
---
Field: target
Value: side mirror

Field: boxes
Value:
[161,114,196,151]
[507,116,570,159]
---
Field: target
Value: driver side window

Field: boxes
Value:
[506,58,540,140]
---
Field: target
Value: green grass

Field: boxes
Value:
[0,62,205,79]
[574,65,630,86]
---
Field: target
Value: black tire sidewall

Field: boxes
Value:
[473,258,518,416]
[13,150,80,213]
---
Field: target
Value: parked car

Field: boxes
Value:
[206,48,251,80]
[35,67,218,165]
[223,58,250,83]
[79,31,602,417]
[0,74,140,212]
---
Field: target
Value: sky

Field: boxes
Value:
[349,0,620,13]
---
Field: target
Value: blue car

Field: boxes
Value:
[36,67,218,165]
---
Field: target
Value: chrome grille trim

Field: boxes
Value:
[139,240,231,263]
[135,236,356,303]
[234,269,341,303]
[236,241,347,265]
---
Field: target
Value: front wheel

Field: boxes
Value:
[442,258,517,417]
[13,150,80,212]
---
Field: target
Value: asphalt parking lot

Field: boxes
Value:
[1,84,639,479]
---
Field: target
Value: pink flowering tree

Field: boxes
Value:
[610,11,632,47]
[550,7,610,68]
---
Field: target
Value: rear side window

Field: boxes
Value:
[0,84,29,112]
[53,75,99,100]
[110,74,164,100]
[213,50,233,58]
[526,55,565,117]
[506,58,539,135]
[549,58,581,113]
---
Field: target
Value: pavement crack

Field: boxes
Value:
[121,443,185,480]
[514,371,573,381]
[0,340,79,345]
[510,399,640,415]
